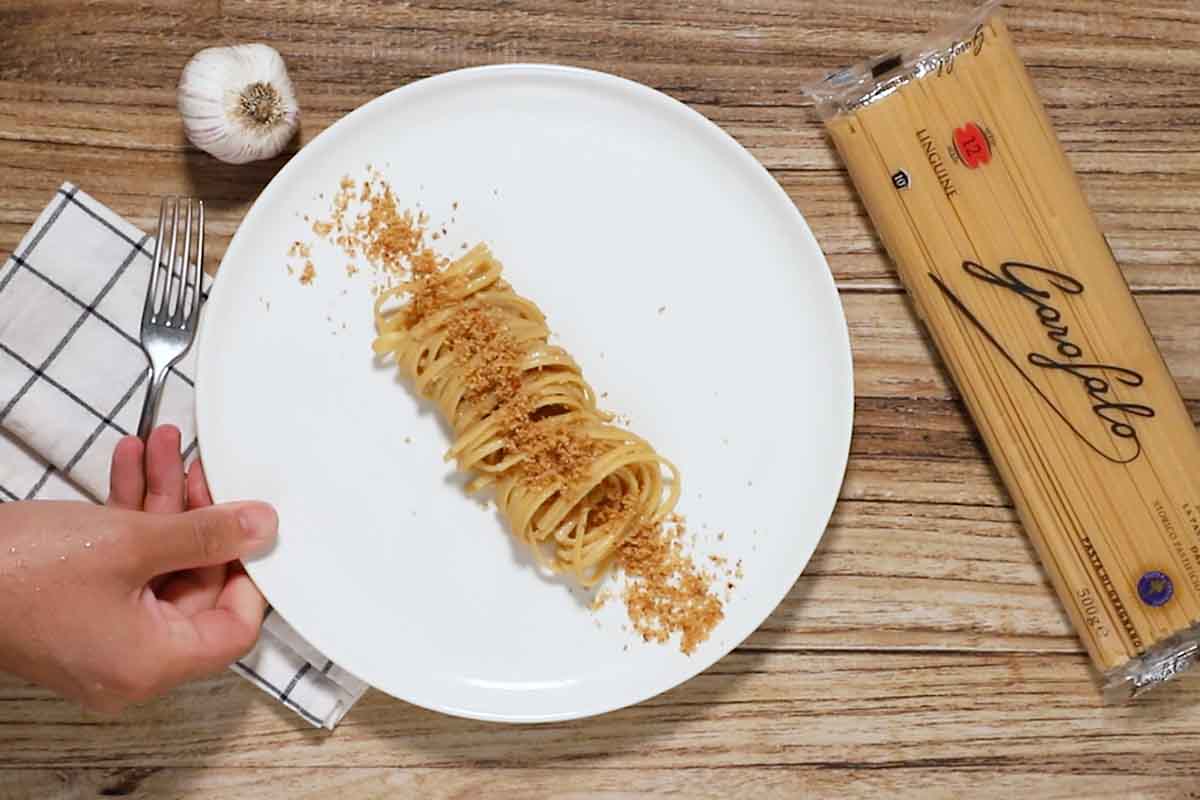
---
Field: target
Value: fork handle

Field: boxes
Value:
[137,365,170,440]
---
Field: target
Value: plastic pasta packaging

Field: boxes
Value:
[807,1,1200,700]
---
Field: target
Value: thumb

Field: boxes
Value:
[131,502,277,577]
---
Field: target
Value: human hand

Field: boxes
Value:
[0,425,276,712]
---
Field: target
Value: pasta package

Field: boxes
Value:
[808,1,1200,700]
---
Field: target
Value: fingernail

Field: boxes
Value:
[237,503,278,550]
[154,424,181,446]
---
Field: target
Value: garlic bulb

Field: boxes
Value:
[178,44,299,164]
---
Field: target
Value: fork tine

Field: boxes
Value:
[163,197,182,325]
[186,200,205,330]
[143,197,169,326]
[172,198,193,327]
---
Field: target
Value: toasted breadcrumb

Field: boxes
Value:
[618,516,723,654]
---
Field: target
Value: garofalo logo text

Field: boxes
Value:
[930,260,1155,464]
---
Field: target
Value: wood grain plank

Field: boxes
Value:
[2,650,1200,771]
[844,292,1200,401]
[4,766,1199,800]
[753,500,1075,653]
[0,0,1195,290]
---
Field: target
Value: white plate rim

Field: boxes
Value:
[196,63,855,722]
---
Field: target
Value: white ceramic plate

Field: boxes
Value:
[196,65,853,723]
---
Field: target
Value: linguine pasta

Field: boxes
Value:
[372,243,681,588]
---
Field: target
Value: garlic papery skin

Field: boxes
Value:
[178,44,300,164]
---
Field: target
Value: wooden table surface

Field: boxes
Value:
[2,1,1199,797]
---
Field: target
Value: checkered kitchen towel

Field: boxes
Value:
[0,184,368,728]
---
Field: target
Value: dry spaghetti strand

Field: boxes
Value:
[817,7,1200,692]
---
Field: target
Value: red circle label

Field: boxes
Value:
[953,122,991,168]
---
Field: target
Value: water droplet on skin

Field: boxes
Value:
[59,555,67,562]
[84,541,93,549]
[7,546,15,554]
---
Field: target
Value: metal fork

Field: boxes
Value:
[137,196,205,439]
